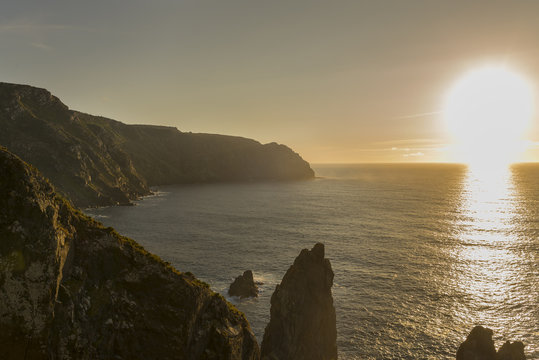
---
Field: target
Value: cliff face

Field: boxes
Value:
[0,147,259,359]
[0,82,314,208]
[0,83,149,207]
[261,243,337,360]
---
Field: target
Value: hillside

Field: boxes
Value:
[0,82,314,207]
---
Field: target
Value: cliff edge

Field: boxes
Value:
[0,146,259,359]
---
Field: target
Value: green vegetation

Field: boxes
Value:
[213,292,247,320]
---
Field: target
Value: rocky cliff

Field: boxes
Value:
[0,147,259,360]
[0,82,315,207]
[261,243,337,360]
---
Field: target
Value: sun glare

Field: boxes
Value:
[443,65,534,169]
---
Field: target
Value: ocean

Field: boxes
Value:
[85,163,539,359]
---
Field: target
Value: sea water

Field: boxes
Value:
[85,164,539,359]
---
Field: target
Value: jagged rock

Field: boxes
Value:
[457,326,497,360]
[261,243,337,360]
[0,147,260,360]
[457,326,527,360]
[229,270,259,298]
[0,82,315,207]
[496,341,526,360]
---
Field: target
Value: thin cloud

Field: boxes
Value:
[0,19,95,34]
[403,152,425,157]
[390,146,448,152]
[375,138,443,146]
[30,42,52,51]
[380,138,450,155]
[392,110,442,120]
[0,23,71,33]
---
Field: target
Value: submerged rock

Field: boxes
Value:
[261,243,337,360]
[457,326,527,360]
[229,270,259,298]
[0,147,259,360]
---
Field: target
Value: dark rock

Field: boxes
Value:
[0,82,315,208]
[457,326,528,360]
[261,243,337,360]
[496,341,526,360]
[0,147,260,360]
[457,326,497,360]
[229,270,259,298]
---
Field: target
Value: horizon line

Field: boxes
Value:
[310,161,539,165]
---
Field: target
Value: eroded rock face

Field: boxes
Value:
[0,147,260,360]
[457,326,527,360]
[0,83,150,207]
[261,243,337,360]
[229,270,259,298]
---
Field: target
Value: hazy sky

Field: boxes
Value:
[2,0,539,163]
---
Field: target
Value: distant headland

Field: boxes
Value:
[0,82,314,208]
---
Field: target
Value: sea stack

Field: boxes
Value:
[0,147,259,360]
[261,243,337,360]
[457,326,497,360]
[496,341,526,360]
[229,270,259,298]
[456,326,526,360]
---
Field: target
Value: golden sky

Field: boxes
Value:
[2,1,539,163]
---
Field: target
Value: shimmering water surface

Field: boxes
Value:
[86,164,539,359]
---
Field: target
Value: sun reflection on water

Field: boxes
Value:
[452,163,535,353]
[460,163,516,235]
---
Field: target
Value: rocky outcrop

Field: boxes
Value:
[496,341,526,360]
[0,147,260,360]
[456,326,526,360]
[0,82,315,208]
[229,270,259,299]
[457,326,497,360]
[261,243,337,360]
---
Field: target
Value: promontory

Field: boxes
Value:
[0,82,314,207]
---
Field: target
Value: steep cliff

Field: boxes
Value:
[261,243,337,360]
[0,147,260,360]
[0,82,314,207]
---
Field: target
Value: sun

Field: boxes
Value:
[443,65,534,167]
